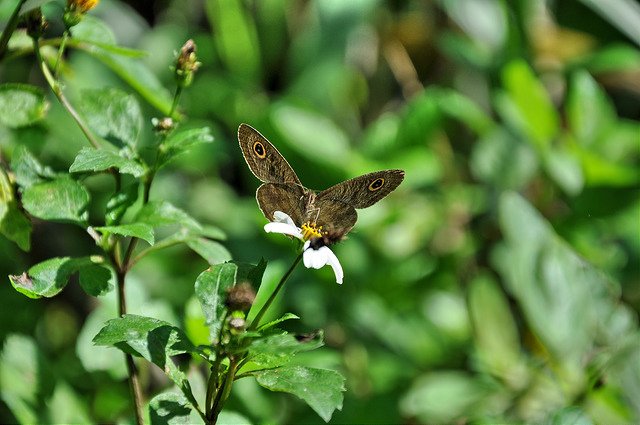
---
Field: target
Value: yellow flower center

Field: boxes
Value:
[301,223,323,241]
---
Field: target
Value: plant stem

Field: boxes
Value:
[209,357,240,424]
[116,269,145,425]
[53,30,70,77]
[0,0,26,61]
[31,37,101,149]
[248,251,303,331]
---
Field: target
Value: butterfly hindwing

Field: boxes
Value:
[238,124,302,185]
[256,183,307,226]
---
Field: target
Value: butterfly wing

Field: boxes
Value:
[256,183,307,226]
[316,169,405,208]
[310,198,357,239]
[238,123,302,185]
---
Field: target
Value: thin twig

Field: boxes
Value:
[0,0,26,61]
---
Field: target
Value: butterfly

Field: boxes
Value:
[238,123,404,242]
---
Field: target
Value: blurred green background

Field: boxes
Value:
[1,0,639,423]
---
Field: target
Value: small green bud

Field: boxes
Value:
[175,39,201,88]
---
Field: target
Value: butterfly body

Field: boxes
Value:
[238,123,404,240]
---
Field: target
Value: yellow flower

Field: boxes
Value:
[67,0,99,13]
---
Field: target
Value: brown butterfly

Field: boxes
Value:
[238,123,404,241]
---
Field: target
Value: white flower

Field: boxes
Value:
[264,211,344,284]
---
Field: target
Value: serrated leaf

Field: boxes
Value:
[195,263,238,340]
[0,83,48,128]
[95,223,155,245]
[79,88,142,148]
[106,183,139,225]
[70,147,145,177]
[158,127,214,169]
[10,145,57,188]
[9,256,96,298]
[186,238,231,265]
[253,366,345,422]
[136,201,202,231]
[78,264,114,297]
[21,177,90,224]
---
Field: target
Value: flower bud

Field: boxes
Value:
[225,282,256,313]
[64,0,99,28]
[228,316,246,334]
[151,117,175,134]
[24,8,47,39]
[175,39,201,88]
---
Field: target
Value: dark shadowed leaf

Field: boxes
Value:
[78,264,114,297]
[79,88,142,148]
[0,83,48,128]
[253,366,345,422]
[0,167,31,251]
[257,312,299,331]
[244,331,323,370]
[149,391,202,425]
[106,183,139,225]
[70,147,145,177]
[22,178,90,224]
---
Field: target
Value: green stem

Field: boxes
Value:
[31,37,101,149]
[53,30,70,77]
[170,86,183,117]
[0,0,26,61]
[209,357,240,424]
[248,251,303,331]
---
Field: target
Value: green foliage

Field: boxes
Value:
[0,0,638,424]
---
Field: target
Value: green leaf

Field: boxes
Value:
[79,88,142,148]
[0,83,48,128]
[78,264,114,297]
[543,146,584,196]
[48,383,92,424]
[69,147,145,177]
[94,315,200,411]
[468,275,526,384]
[136,201,202,231]
[0,334,53,424]
[10,145,57,188]
[567,71,616,147]
[9,256,101,298]
[195,263,238,340]
[498,60,559,150]
[580,43,640,74]
[73,17,174,116]
[257,312,300,331]
[253,366,345,422]
[149,391,202,425]
[158,127,214,169]
[205,0,261,82]
[437,90,494,136]
[470,128,538,189]
[186,238,231,265]
[245,331,323,370]
[21,177,90,224]
[0,167,31,251]
[105,183,139,225]
[399,371,492,424]
[95,223,155,245]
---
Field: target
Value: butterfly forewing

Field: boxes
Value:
[238,124,302,185]
[316,169,405,209]
[256,183,307,226]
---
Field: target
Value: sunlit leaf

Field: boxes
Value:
[21,177,90,224]
[253,366,345,422]
[136,201,202,231]
[70,147,145,177]
[186,238,231,265]
[95,223,155,245]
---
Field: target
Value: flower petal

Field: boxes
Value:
[321,247,344,284]
[273,211,296,227]
[264,222,303,239]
